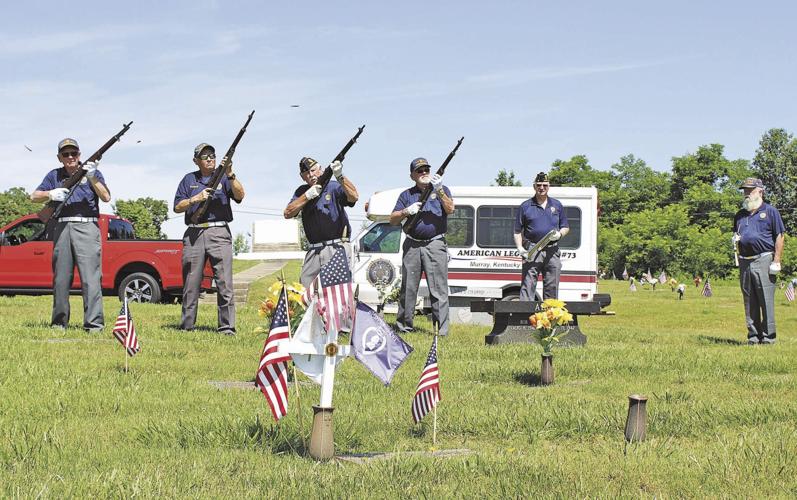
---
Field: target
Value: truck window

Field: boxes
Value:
[447,205,474,248]
[108,219,136,240]
[3,219,48,245]
[477,205,582,249]
[360,223,400,253]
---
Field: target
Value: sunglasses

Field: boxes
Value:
[415,167,431,174]
[60,151,80,158]
[199,154,216,161]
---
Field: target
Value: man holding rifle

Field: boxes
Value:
[389,158,455,336]
[31,138,110,332]
[173,143,245,335]
[514,171,569,301]
[284,157,359,288]
[732,177,785,345]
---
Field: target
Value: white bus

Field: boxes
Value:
[353,186,606,323]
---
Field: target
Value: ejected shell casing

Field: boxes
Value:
[624,394,648,442]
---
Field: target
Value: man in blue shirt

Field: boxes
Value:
[31,138,110,332]
[389,158,455,335]
[732,177,785,345]
[284,157,359,288]
[174,143,245,335]
[514,171,570,301]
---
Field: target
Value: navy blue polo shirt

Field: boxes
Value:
[174,171,239,225]
[514,196,569,243]
[393,185,452,240]
[36,167,107,218]
[291,180,355,243]
[733,203,785,256]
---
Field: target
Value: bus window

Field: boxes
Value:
[360,223,401,253]
[477,205,581,249]
[447,206,474,248]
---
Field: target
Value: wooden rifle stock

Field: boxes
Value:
[38,121,133,223]
[402,136,464,235]
[190,110,255,225]
[304,125,365,208]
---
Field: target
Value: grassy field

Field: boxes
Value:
[1,268,796,498]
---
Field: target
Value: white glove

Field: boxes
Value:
[769,262,781,274]
[82,160,99,178]
[305,184,322,201]
[550,230,562,241]
[430,174,443,191]
[404,201,422,216]
[731,233,741,244]
[48,187,69,202]
[330,160,344,180]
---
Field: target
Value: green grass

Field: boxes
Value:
[1,273,796,497]
[231,259,263,275]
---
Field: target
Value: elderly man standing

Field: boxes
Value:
[732,177,786,345]
[389,158,455,336]
[514,171,569,301]
[284,157,358,288]
[31,138,110,332]
[174,143,245,335]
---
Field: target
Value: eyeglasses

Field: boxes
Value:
[535,183,550,188]
[415,167,431,174]
[60,151,80,158]
[199,154,216,161]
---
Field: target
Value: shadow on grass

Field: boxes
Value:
[513,372,543,386]
[164,324,220,333]
[697,335,746,346]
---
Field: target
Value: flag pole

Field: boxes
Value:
[432,320,438,446]
[282,271,305,442]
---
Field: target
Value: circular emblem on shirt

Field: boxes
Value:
[325,193,332,201]
[80,177,88,184]
[551,207,557,214]
[760,212,767,219]
[430,193,437,200]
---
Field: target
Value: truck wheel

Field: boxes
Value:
[119,272,162,303]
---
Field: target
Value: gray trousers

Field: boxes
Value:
[739,253,777,342]
[299,242,352,289]
[180,226,235,332]
[520,246,561,301]
[397,238,449,336]
[52,221,104,330]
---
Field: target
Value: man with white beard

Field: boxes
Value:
[732,177,785,345]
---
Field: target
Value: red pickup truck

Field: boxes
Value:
[0,213,212,303]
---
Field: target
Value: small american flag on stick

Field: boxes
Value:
[256,287,291,421]
[302,247,354,332]
[412,336,441,424]
[785,281,795,302]
[702,278,713,298]
[113,296,140,356]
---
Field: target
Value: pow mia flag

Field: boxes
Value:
[351,301,413,386]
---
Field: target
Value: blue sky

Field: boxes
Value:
[2,1,795,239]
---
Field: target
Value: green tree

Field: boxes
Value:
[0,187,40,227]
[114,198,168,239]
[610,154,670,214]
[492,169,522,186]
[233,233,249,255]
[752,128,797,230]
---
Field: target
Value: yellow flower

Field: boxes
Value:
[542,298,566,309]
[562,312,573,323]
[529,314,538,328]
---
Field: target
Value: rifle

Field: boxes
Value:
[190,110,255,225]
[402,136,464,235]
[38,121,133,223]
[524,229,558,262]
[303,125,365,207]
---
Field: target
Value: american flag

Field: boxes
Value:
[412,336,441,424]
[785,281,795,302]
[255,287,292,421]
[658,271,667,284]
[113,296,140,356]
[302,247,354,332]
[702,278,713,298]
[629,282,637,292]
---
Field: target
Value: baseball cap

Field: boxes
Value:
[193,143,215,159]
[410,157,430,172]
[534,172,550,184]
[57,138,79,152]
[299,157,318,172]
[740,177,765,190]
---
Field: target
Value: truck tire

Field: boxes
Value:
[119,272,162,303]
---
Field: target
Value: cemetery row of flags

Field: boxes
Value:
[256,247,440,424]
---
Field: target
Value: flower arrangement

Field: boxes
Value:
[258,280,307,332]
[376,277,402,310]
[528,298,573,355]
